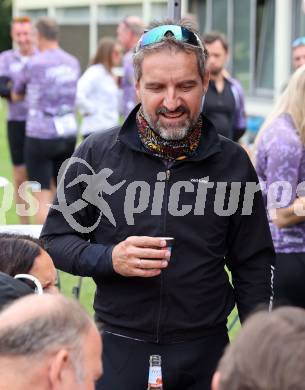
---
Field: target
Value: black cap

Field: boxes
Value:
[0,272,33,311]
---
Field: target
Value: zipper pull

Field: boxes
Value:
[166,170,170,180]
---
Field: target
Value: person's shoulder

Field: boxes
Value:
[218,134,247,155]
[79,126,121,151]
[267,114,300,143]
[58,48,80,66]
[89,63,107,76]
[259,114,303,159]
[123,50,133,64]
[0,49,13,59]
[226,76,245,93]
[28,50,44,65]
[218,135,254,173]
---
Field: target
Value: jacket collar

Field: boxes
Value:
[118,104,222,162]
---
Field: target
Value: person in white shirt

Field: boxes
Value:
[77,37,122,138]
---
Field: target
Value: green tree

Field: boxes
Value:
[0,0,12,52]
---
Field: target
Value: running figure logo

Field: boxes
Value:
[52,157,126,233]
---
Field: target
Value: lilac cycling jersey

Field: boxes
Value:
[120,50,137,119]
[255,113,305,253]
[14,47,80,139]
[0,49,33,121]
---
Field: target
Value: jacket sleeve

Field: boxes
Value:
[225,158,275,322]
[40,142,115,278]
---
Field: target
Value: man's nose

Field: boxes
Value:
[19,35,27,43]
[163,89,181,111]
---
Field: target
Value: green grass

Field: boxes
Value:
[0,98,240,334]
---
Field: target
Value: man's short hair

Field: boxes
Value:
[133,19,208,82]
[36,17,59,41]
[0,295,93,380]
[203,31,229,52]
[122,16,144,37]
[216,307,305,390]
[11,16,32,26]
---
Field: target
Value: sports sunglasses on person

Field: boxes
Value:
[135,25,205,52]
[292,36,305,48]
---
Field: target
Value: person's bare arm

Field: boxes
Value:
[271,197,305,228]
[10,91,24,102]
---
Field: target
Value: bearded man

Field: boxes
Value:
[41,20,275,390]
[202,31,246,142]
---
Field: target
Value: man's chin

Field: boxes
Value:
[157,125,190,141]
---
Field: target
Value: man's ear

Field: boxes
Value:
[48,349,70,388]
[135,80,141,101]
[202,70,210,94]
[211,371,221,390]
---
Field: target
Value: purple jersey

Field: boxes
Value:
[0,49,32,121]
[14,48,80,139]
[255,113,305,253]
[120,50,137,118]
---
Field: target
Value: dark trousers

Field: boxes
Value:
[274,252,305,309]
[96,329,229,390]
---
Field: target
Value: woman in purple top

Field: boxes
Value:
[255,64,305,308]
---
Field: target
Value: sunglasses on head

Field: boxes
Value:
[292,36,305,48]
[135,25,205,53]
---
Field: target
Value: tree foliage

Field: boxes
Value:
[0,0,12,52]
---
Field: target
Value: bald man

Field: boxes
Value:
[117,15,144,118]
[0,294,102,390]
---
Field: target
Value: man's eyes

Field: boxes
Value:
[146,85,163,91]
[146,85,195,91]
[180,85,195,91]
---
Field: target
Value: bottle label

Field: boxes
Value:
[148,366,162,387]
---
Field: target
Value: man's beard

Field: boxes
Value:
[142,106,199,141]
[209,66,223,77]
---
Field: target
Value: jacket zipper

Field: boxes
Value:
[156,167,171,343]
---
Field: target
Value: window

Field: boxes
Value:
[151,3,167,21]
[189,0,275,96]
[98,4,142,24]
[233,0,251,92]
[189,0,207,33]
[293,0,305,39]
[20,9,47,21]
[212,0,227,34]
[56,7,90,24]
[255,0,275,92]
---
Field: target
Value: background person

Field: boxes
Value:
[0,16,35,224]
[0,294,102,390]
[0,233,58,293]
[11,17,80,224]
[212,307,305,390]
[255,64,305,309]
[41,20,274,390]
[202,31,246,142]
[0,272,33,311]
[77,37,122,139]
[116,15,144,118]
[292,36,305,70]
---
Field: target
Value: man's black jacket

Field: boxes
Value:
[41,105,275,343]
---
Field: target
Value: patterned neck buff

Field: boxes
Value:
[136,108,202,161]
